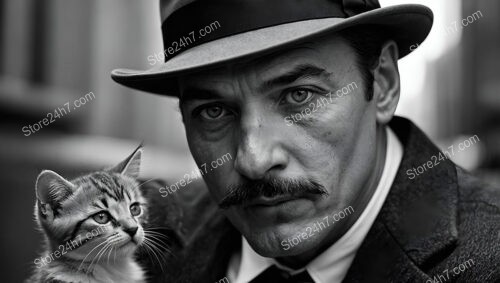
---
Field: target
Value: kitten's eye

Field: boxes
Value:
[92,212,110,224]
[283,89,314,105]
[130,203,141,216]
[199,105,226,120]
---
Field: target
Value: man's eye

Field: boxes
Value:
[283,89,314,105]
[199,106,227,120]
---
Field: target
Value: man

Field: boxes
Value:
[112,0,500,282]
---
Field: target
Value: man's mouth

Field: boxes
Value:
[244,195,299,207]
[242,195,314,221]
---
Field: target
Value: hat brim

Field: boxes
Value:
[111,4,433,96]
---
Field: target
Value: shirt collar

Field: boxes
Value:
[228,126,404,283]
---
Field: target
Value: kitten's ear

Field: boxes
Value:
[109,144,143,178]
[36,170,75,206]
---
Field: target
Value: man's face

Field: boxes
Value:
[178,35,380,258]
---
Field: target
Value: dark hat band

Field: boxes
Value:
[161,0,381,62]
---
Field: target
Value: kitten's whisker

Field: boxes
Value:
[107,245,114,265]
[145,236,172,250]
[144,233,172,254]
[143,239,166,262]
[145,240,172,258]
[143,238,171,268]
[144,236,168,250]
[144,230,171,238]
[87,242,112,276]
[86,244,106,275]
[77,239,109,272]
[142,239,166,272]
[144,231,168,240]
[144,231,172,246]
[148,243,168,273]
[139,239,153,268]
[140,241,158,271]
[101,242,115,265]
[81,234,118,274]
[144,227,175,236]
[96,242,113,267]
[142,241,163,272]
[144,226,170,230]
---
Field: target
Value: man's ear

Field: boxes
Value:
[36,170,75,208]
[372,40,400,125]
[108,144,143,178]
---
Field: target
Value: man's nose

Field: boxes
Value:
[234,115,287,179]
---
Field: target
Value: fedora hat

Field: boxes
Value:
[111,0,433,96]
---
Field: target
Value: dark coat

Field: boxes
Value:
[140,117,500,283]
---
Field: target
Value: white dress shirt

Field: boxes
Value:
[226,127,404,283]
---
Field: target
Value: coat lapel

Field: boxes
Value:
[342,221,431,282]
[343,117,459,282]
[162,206,241,283]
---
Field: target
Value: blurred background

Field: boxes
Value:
[0,0,499,281]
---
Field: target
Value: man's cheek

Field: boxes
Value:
[295,101,348,128]
[204,164,233,199]
[297,112,347,147]
[186,120,234,144]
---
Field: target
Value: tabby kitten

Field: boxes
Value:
[28,146,148,283]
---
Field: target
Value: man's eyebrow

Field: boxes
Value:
[178,64,330,105]
[179,89,223,106]
[260,64,331,92]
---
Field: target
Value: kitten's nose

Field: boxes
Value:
[124,226,138,237]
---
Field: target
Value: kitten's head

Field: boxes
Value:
[35,145,146,261]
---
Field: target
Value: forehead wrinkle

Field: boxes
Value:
[229,67,261,103]
[244,52,335,96]
[259,63,334,94]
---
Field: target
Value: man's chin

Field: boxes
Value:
[240,221,324,257]
[244,230,322,258]
[225,199,325,257]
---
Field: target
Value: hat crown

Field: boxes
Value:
[158,0,381,62]
[159,0,196,22]
[160,0,381,22]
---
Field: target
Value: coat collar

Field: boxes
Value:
[167,116,459,282]
[382,117,458,266]
[343,117,459,282]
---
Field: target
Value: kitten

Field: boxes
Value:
[28,146,151,283]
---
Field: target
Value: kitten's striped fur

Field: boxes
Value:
[28,146,150,283]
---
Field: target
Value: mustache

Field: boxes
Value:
[218,177,328,209]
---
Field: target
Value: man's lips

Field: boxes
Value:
[244,195,299,207]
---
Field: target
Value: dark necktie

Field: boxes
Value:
[249,265,315,283]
